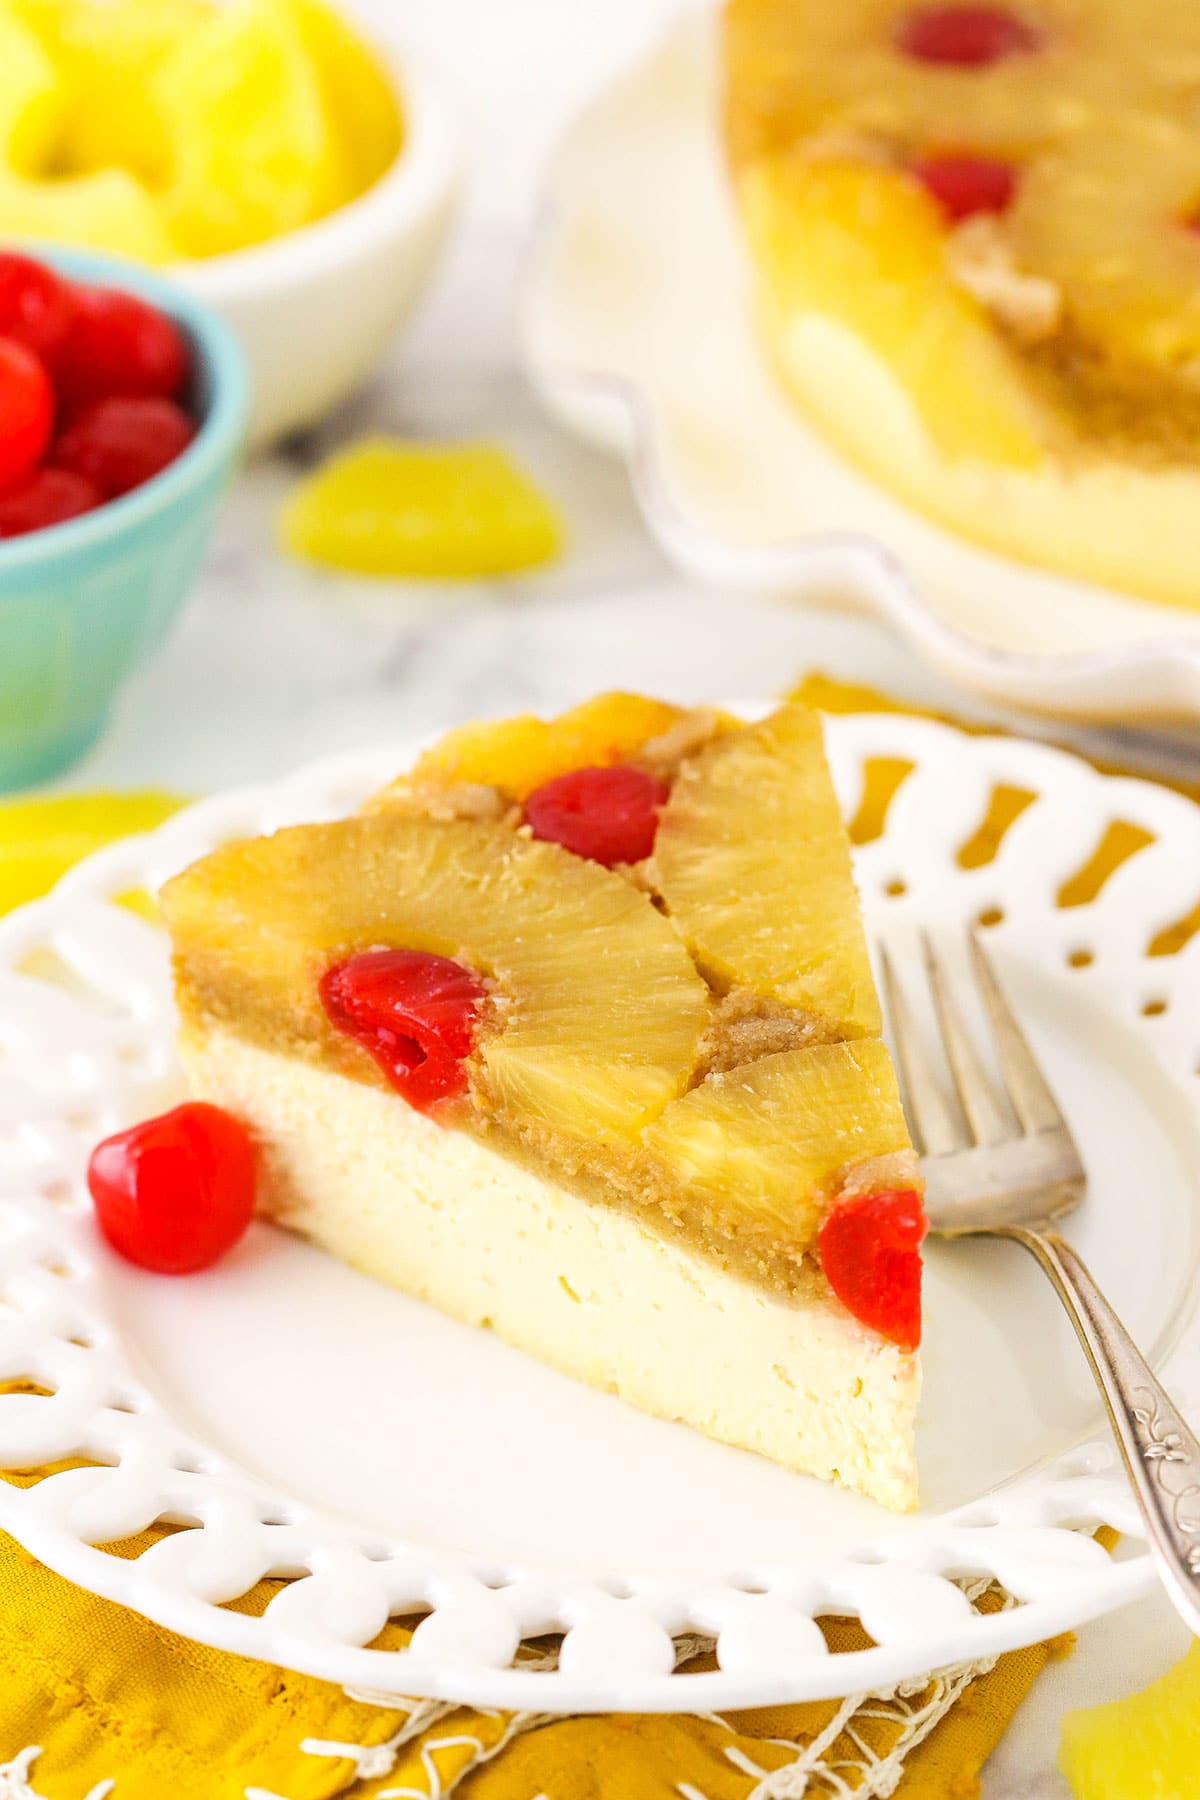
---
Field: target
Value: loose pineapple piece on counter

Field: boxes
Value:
[1059,1640,1200,1799]
[0,790,184,917]
[280,438,564,577]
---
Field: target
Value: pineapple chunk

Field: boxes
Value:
[654,702,881,1037]
[280,438,564,578]
[16,0,210,186]
[643,1038,911,1248]
[725,0,1054,159]
[0,5,65,175]
[740,158,1043,467]
[395,693,687,805]
[1008,115,1200,372]
[1059,1640,1200,1799]
[154,0,335,256]
[0,165,174,262]
[0,790,183,917]
[725,0,1200,165]
[281,0,401,200]
[161,813,710,1145]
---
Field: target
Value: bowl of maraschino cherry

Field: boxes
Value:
[0,246,247,792]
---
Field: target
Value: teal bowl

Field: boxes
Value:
[0,247,249,791]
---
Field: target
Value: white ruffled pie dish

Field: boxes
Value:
[522,12,1200,726]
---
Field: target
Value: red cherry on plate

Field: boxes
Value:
[818,1189,928,1352]
[53,395,196,498]
[0,336,54,490]
[0,466,102,537]
[88,1102,257,1275]
[913,152,1017,222]
[53,285,190,408]
[321,948,487,1112]
[523,764,669,867]
[896,4,1041,66]
[0,252,77,359]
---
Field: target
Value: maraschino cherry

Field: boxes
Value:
[321,948,486,1112]
[0,337,54,490]
[54,395,197,498]
[88,1102,257,1274]
[523,764,668,867]
[0,468,102,537]
[913,152,1017,222]
[818,1189,928,1352]
[0,252,77,360]
[896,5,1041,67]
[53,284,189,409]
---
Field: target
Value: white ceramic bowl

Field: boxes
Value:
[173,36,459,451]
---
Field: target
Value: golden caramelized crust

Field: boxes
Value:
[696,987,842,1077]
[629,706,730,780]
[165,699,918,1301]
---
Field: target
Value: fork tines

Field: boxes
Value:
[878,932,1068,1161]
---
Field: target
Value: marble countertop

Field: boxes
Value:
[49,0,1192,1786]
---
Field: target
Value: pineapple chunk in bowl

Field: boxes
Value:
[172,22,460,450]
[0,0,459,452]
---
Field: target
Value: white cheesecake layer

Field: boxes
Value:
[183,1027,920,1511]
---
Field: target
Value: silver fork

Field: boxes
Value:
[879,932,1200,1637]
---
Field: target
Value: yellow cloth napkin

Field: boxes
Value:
[4,679,1149,1799]
[0,1512,1064,1799]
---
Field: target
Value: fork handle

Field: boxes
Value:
[1008,1226,1200,1636]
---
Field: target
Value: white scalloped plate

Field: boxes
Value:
[521,12,1200,726]
[1,712,1199,1712]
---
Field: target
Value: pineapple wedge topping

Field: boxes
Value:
[655,701,881,1038]
[1008,115,1200,373]
[375,691,690,808]
[643,1039,911,1256]
[162,813,709,1147]
[739,157,1044,468]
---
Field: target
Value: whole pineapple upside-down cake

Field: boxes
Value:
[723,0,1200,609]
[162,696,926,1512]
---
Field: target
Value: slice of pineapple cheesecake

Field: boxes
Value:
[724,0,1200,609]
[160,695,925,1510]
